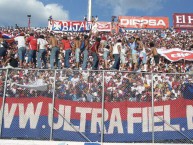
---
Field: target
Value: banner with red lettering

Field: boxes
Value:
[92,22,112,32]
[173,13,193,29]
[118,16,169,29]
[157,48,193,62]
[0,97,193,142]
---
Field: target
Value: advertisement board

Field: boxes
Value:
[173,13,193,29]
[0,97,193,142]
[118,16,169,29]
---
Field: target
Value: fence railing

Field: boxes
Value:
[0,68,193,144]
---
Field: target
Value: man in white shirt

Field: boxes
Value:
[37,35,48,69]
[111,39,122,70]
[14,32,26,68]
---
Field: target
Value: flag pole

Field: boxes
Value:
[87,0,92,21]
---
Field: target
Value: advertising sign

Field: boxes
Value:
[118,16,169,29]
[173,13,193,29]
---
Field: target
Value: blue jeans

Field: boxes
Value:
[65,49,71,68]
[75,48,80,63]
[112,54,120,70]
[37,49,47,69]
[50,47,59,69]
[92,52,99,70]
[18,47,26,62]
[82,49,88,70]
[28,50,37,65]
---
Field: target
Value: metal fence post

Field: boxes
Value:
[0,69,9,137]
[101,70,105,144]
[151,73,154,143]
[49,69,57,140]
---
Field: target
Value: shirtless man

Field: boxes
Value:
[74,36,81,69]
[82,34,90,70]
[149,42,160,71]
[49,33,60,69]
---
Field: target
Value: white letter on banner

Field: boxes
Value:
[79,22,85,31]
[48,104,64,129]
[149,106,164,132]
[164,105,180,131]
[19,102,42,129]
[188,16,193,24]
[120,19,129,26]
[76,107,92,132]
[157,20,166,26]
[73,23,79,31]
[142,107,148,132]
[187,105,193,130]
[133,19,140,26]
[63,22,69,31]
[149,20,156,26]
[63,106,79,131]
[176,15,184,23]
[3,103,17,128]
[127,108,142,134]
[91,108,108,134]
[108,108,123,134]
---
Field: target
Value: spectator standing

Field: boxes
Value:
[82,35,90,70]
[14,32,26,68]
[149,42,160,71]
[129,37,138,71]
[61,34,72,68]
[0,33,9,62]
[74,36,81,69]
[49,33,60,69]
[91,37,100,70]
[37,35,48,69]
[136,38,147,71]
[26,33,37,68]
[111,39,122,70]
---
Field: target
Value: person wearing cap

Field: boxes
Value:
[14,32,26,68]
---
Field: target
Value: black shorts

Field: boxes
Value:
[154,55,160,64]
[0,47,7,58]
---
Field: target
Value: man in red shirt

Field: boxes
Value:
[91,37,100,70]
[26,33,37,68]
[61,34,72,68]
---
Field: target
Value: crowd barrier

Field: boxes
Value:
[0,68,193,144]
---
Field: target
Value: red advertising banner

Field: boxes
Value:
[118,16,169,29]
[173,13,193,29]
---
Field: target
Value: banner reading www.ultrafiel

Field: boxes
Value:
[0,97,193,142]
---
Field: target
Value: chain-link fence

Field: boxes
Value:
[0,68,193,144]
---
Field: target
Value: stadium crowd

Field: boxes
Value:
[0,26,193,102]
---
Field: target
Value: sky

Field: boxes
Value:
[0,0,192,27]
